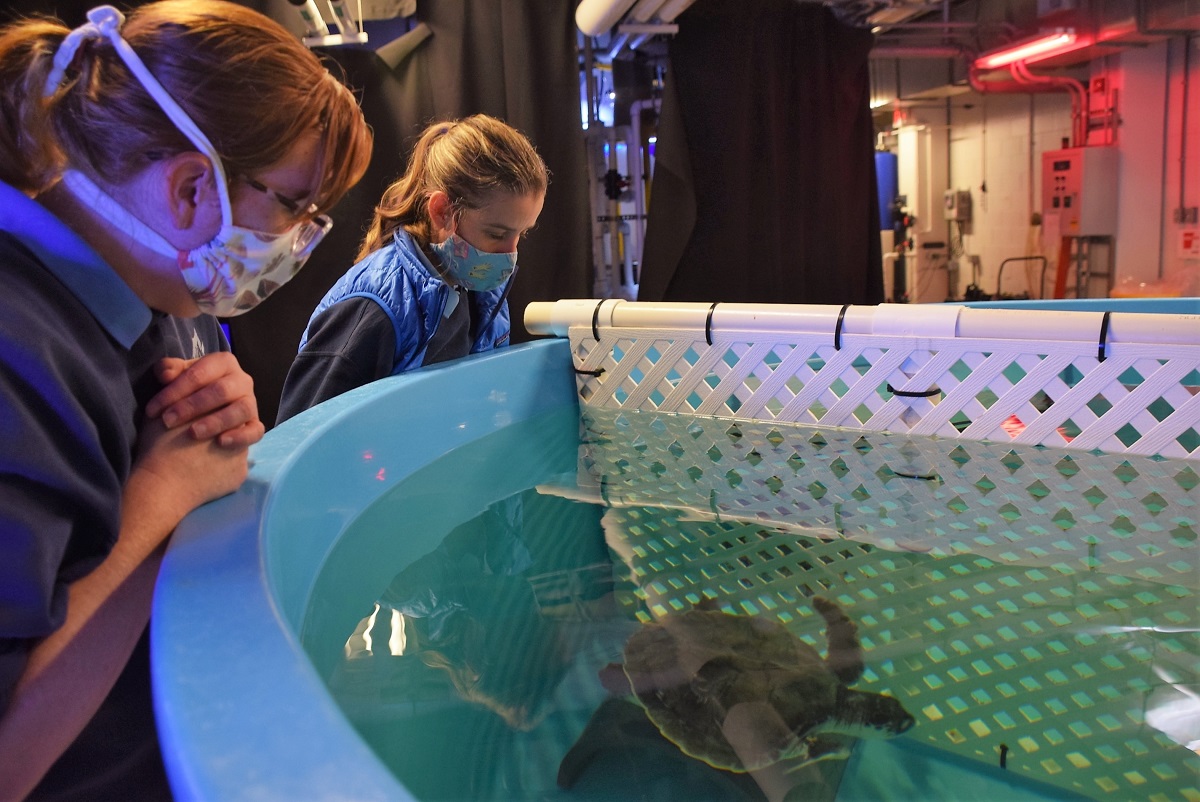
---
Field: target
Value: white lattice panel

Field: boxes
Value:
[527,301,1200,460]
[569,409,1198,588]
[541,409,1200,802]
[597,506,1199,802]
[522,300,1200,800]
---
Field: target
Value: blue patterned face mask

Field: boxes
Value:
[429,232,518,292]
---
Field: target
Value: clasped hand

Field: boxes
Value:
[128,353,264,523]
[145,352,265,449]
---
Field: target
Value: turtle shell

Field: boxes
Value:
[620,607,840,772]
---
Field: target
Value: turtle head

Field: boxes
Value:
[827,688,916,738]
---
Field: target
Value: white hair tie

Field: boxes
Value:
[43,5,126,97]
[40,3,233,221]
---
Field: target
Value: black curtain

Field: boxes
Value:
[224,0,591,427]
[639,0,883,305]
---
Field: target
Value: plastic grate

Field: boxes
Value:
[568,325,1200,460]
[551,408,1200,801]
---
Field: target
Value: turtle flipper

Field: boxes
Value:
[558,696,766,798]
[801,735,851,763]
[829,687,916,737]
[598,661,631,695]
[771,736,850,778]
[812,596,863,685]
[557,697,659,788]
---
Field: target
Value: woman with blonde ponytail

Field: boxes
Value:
[0,2,371,798]
[278,114,549,423]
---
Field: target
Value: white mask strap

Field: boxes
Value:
[44,5,235,227]
[42,6,123,96]
[61,169,178,258]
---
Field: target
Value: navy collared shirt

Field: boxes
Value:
[0,179,227,716]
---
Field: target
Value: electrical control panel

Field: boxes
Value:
[1041,147,1118,236]
[943,189,972,222]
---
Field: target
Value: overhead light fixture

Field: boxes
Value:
[974,29,1080,70]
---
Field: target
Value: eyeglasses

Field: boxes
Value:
[237,174,320,220]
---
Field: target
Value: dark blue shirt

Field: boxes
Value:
[0,181,227,716]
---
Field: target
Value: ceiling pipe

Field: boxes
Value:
[966,64,1072,97]
[629,0,669,23]
[618,22,678,34]
[627,32,653,51]
[869,45,966,59]
[656,0,696,24]
[576,0,639,37]
[1136,0,1200,37]
[616,22,678,51]
[599,32,631,63]
[867,2,945,26]
[876,21,1005,31]
[584,0,691,63]
[964,63,1085,149]
[1010,60,1088,147]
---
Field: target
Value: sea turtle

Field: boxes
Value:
[596,596,915,774]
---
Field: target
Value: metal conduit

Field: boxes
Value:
[1010,60,1088,148]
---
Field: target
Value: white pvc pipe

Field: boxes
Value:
[525,299,619,338]
[871,302,962,337]
[629,0,668,23]
[611,301,730,331]
[956,307,1200,345]
[525,300,1200,347]
[576,0,638,36]
[527,300,853,338]
[656,0,696,23]
[707,303,851,334]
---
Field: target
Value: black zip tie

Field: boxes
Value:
[591,300,604,341]
[893,470,939,481]
[886,385,942,397]
[834,303,850,350]
[1097,310,1112,362]
[705,302,718,346]
[574,366,604,376]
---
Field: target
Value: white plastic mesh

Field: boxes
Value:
[532,300,1200,797]
[564,312,1200,460]
[543,408,1200,802]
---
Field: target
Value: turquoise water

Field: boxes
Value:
[302,406,1199,801]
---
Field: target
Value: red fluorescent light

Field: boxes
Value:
[974,29,1079,70]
